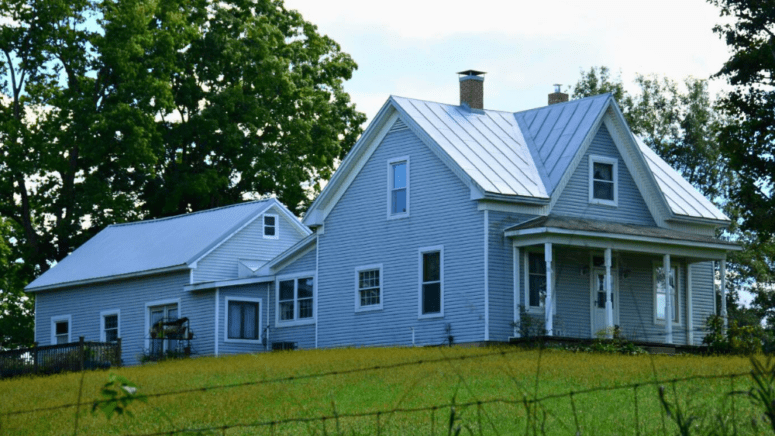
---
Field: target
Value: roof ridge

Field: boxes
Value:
[390,95,522,115]
[109,199,271,228]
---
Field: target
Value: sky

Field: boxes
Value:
[283,0,733,123]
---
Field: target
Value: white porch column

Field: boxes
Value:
[605,248,613,338]
[687,263,694,346]
[664,254,673,344]
[720,259,727,333]
[513,246,520,337]
[545,242,553,336]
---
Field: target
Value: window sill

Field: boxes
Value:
[355,305,383,313]
[654,320,682,327]
[387,213,410,221]
[225,338,263,344]
[589,199,617,208]
[275,319,316,328]
[418,313,444,320]
[263,235,279,240]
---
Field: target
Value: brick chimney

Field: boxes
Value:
[458,70,485,110]
[548,84,568,105]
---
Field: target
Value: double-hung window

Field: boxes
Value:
[419,246,443,317]
[263,214,278,239]
[589,155,617,206]
[52,315,71,345]
[101,310,120,342]
[278,276,314,324]
[355,265,382,311]
[527,252,547,309]
[388,157,409,218]
[655,265,679,323]
[226,298,261,341]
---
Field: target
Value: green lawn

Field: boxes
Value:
[0,347,765,435]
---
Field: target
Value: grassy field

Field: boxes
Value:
[0,346,766,435]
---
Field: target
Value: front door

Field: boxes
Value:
[591,268,618,336]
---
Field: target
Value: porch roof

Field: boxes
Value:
[504,216,740,255]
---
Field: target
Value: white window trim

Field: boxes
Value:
[354,264,384,312]
[224,297,263,344]
[100,309,121,342]
[144,298,181,351]
[387,156,410,220]
[275,271,316,327]
[418,245,444,319]
[652,261,682,326]
[263,214,279,239]
[589,155,618,207]
[523,249,556,316]
[50,314,72,345]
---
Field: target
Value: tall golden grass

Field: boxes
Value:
[0,347,760,435]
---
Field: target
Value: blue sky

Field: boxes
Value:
[284,0,732,123]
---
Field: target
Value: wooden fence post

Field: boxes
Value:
[33,342,39,375]
[78,336,85,372]
[116,338,122,367]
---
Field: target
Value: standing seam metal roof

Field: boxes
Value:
[389,94,727,223]
[26,200,274,290]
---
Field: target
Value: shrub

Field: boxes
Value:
[703,315,765,355]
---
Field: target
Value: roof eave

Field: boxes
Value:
[481,192,550,206]
[25,264,191,293]
[503,226,742,251]
[666,214,731,227]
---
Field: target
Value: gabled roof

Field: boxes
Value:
[303,93,729,228]
[26,199,307,292]
[514,94,611,194]
[390,96,547,198]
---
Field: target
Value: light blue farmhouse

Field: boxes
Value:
[28,71,739,364]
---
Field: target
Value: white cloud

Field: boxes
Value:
[286,0,734,121]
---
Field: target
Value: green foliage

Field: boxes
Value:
[91,373,147,420]
[0,0,365,347]
[703,315,768,355]
[0,218,33,349]
[747,356,775,433]
[658,384,698,436]
[510,305,546,339]
[708,0,775,238]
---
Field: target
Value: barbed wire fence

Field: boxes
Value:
[0,344,767,436]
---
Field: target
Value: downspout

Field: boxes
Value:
[214,288,219,357]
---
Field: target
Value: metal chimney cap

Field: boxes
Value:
[553,84,562,93]
[457,70,487,77]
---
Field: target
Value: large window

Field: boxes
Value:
[226,298,261,341]
[100,310,120,342]
[263,214,278,239]
[527,252,547,309]
[388,157,409,218]
[419,247,443,317]
[655,265,679,323]
[51,315,71,345]
[278,276,314,324]
[355,265,383,311]
[589,155,618,206]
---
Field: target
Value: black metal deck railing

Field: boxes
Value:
[0,337,121,378]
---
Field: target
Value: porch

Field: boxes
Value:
[505,216,740,345]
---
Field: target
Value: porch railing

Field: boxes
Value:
[0,336,121,378]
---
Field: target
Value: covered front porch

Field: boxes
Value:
[506,216,740,345]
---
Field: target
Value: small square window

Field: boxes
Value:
[355,266,383,311]
[263,215,278,239]
[227,300,260,340]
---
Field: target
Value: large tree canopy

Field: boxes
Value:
[709,0,775,237]
[0,0,364,348]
